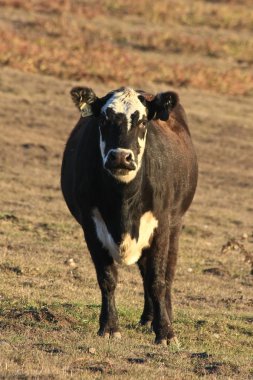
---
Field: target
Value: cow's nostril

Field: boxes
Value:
[125,153,132,162]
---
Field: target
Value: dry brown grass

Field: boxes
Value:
[0,0,253,378]
[0,0,253,95]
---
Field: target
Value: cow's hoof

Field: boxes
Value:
[98,329,121,339]
[154,336,180,347]
[104,331,121,339]
[112,331,122,339]
[169,336,180,348]
[139,320,152,329]
[155,338,167,346]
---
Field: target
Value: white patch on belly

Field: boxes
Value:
[92,208,158,265]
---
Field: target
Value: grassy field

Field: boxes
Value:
[0,1,253,379]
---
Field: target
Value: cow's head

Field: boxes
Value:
[71,87,178,183]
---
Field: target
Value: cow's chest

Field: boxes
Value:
[92,208,158,265]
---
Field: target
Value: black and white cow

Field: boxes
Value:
[61,87,198,345]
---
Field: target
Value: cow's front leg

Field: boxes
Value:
[147,228,175,345]
[95,258,120,338]
[83,222,120,338]
[138,253,153,327]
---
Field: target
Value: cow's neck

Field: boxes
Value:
[97,167,145,242]
[102,170,143,209]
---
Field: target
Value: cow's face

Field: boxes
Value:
[98,88,148,183]
[70,86,178,183]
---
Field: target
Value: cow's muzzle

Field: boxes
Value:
[105,149,136,173]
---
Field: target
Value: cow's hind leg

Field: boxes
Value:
[83,224,120,339]
[138,253,153,327]
[165,223,181,346]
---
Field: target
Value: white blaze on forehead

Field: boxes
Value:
[92,208,158,265]
[101,88,147,131]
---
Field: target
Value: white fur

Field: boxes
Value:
[92,208,118,257]
[92,208,158,265]
[105,147,137,183]
[99,130,106,165]
[137,131,147,170]
[112,169,138,184]
[101,88,147,131]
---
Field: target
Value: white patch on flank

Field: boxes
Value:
[101,88,147,131]
[92,208,158,265]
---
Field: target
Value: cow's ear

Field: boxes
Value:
[147,91,179,121]
[70,87,99,117]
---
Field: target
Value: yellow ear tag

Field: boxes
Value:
[80,103,93,117]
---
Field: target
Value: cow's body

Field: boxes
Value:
[61,87,198,345]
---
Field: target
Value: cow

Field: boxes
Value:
[61,86,198,345]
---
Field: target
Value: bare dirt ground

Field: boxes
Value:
[0,1,253,379]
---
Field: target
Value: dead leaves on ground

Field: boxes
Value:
[221,235,253,275]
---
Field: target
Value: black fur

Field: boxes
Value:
[61,87,198,343]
